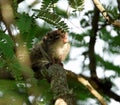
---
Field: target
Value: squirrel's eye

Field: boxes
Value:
[49,35,53,39]
[47,35,54,42]
[55,34,60,39]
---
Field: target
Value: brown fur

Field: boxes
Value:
[30,30,70,71]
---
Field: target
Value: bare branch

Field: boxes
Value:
[0,0,15,41]
[66,70,107,105]
[92,0,120,27]
[77,76,107,105]
[88,6,99,79]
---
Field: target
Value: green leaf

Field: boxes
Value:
[34,10,69,32]
[53,7,69,18]
[8,59,23,81]
[68,0,85,11]
[16,13,33,33]
[0,33,14,59]
[96,54,120,74]
[40,0,59,11]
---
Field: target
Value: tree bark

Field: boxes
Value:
[43,64,76,105]
[88,6,99,79]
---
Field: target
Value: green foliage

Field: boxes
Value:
[32,0,69,32]
[33,9,69,32]
[68,0,84,11]
[37,79,53,104]
[40,0,58,11]
[8,59,23,81]
[16,13,33,34]
[0,80,30,105]
[0,56,24,81]
[70,31,89,47]
[0,33,23,81]
[0,32,14,59]
[16,13,37,48]
[100,27,120,54]
[96,54,120,74]
[105,5,119,20]
[53,7,69,18]
[68,77,92,100]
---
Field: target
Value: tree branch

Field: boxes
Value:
[42,64,76,105]
[92,0,120,27]
[1,64,120,104]
[0,0,15,42]
[106,90,120,102]
[117,0,120,13]
[66,70,107,105]
[88,6,99,79]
